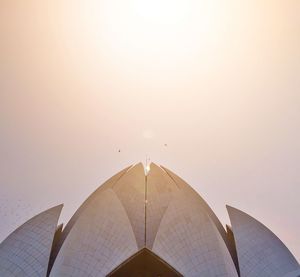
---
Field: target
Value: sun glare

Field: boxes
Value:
[131,0,190,25]
[79,0,227,74]
[145,164,151,174]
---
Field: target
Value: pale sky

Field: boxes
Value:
[1,0,300,260]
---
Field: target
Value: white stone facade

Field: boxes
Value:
[0,205,62,277]
[227,206,299,277]
[0,163,299,276]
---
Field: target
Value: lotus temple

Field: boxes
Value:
[0,163,299,277]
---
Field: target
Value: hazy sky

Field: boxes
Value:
[1,0,300,260]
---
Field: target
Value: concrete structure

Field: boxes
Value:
[0,205,62,277]
[0,163,299,276]
[227,206,300,277]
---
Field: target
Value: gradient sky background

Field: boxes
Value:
[1,0,300,260]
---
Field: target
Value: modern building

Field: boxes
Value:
[0,163,299,277]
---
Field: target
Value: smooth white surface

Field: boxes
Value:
[228,206,300,277]
[50,189,138,277]
[152,186,238,277]
[0,205,62,277]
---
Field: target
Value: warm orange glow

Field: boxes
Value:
[0,0,299,262]
[69,0,230,81]
[98,0,218,57]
